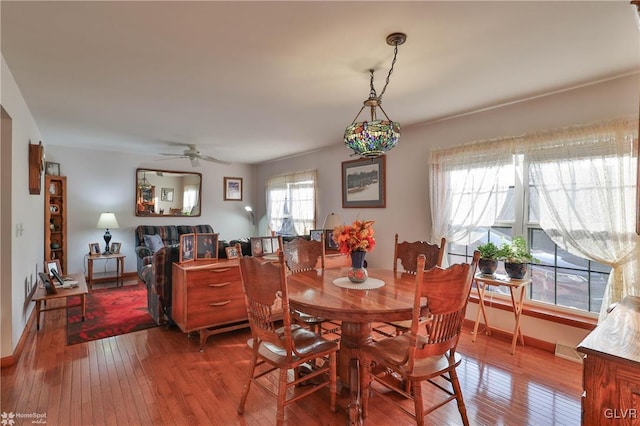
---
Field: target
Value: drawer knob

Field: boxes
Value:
[209,301,231,307]
[209,268,231,273]
[209,282,230,287]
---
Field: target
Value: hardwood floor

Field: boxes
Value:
[2,289,583,425]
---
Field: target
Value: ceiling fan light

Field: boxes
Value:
[344,120,400,158]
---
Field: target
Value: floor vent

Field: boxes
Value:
[555,343,583,364]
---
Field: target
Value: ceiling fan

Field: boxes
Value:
[158,144,231,167]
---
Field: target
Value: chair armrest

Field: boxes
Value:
[135,246,152,259]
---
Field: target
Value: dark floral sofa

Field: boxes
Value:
[135,225,216,325]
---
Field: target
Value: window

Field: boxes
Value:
[266,170,317,236]
[435,117,638,316]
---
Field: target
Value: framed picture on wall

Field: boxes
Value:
[341,155,386,208]
[160,187,174,202]
[224,177,243,201]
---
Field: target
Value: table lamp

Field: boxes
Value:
[96,212,119,255]
[323,213,342,230]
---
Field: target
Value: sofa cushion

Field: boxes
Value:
[143,234,165,253]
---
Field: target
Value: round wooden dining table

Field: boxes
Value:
[287,267,416,424]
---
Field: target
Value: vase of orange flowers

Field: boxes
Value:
[332,220,376,283]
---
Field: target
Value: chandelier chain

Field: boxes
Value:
[378,42,399,100]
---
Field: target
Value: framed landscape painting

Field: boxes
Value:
[341,155,386,208]
[224,177,243,201]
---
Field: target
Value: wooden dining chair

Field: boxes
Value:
[282,235,336,336]
[237,252,338,426]
[361,251,480,426]
[393,234,446,273]
[374,235,447,338]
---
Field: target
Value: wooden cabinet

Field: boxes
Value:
[577,296,640,425]
[172,260,248,350]
[44,175,67,273]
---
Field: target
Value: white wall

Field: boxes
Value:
[1,55,45,358]
[255,73,639,348]
[45,145,256,276]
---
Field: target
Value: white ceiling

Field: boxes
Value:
[2,1,639,165]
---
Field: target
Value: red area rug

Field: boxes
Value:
[66,284,157,345]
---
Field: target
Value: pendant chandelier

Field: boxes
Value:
[138,172,152,190]
[344,32,407,158]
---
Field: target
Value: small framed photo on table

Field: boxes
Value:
[196,233,219,260]
[45,259,62,276]
[110,242,121,254]
[180,233,195,264]
[89,242,101,256]
[224,177,243,201]
[225,246,240,260]
[310,229,324,242]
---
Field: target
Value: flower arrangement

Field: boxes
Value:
[332,219,376,254]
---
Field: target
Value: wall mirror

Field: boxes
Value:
[136,168,202,217]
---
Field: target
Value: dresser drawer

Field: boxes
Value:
[186,291,246,330]
[186,267,239,287]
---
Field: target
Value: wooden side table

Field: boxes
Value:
[471,273,531,354]
[33,273,88,330]
[87,253,125,290]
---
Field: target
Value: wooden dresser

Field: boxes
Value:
[172,259,248,351]
[577,296,640,425]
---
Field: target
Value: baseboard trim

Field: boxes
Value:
[462,318,556,353]
[1,305,36,368]
[85,271,138,285]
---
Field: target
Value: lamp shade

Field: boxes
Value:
[96,212,119,229]
[344,120,400,158]
[323,213,342,230]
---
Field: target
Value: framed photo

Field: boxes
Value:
[180,233,195,263]
[39,272,57,295]
[196,233,219,260]
[160,187,174,202]
[341,155,386,208]
[325,230,339,252]
[110,242,121,254]
[262,238,274,255]
[224,177,243,201]
[45,259,62,276]
[89,242,101,256]
[250,237,263,257]
[310,229,324,243]
[45,161,60,176]
[225,246,240,260]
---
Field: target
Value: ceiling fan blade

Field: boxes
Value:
[200,155,231,165]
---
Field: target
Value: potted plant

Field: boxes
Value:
[499,236,538,279]
[476,241,503,275]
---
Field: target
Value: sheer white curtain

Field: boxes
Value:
[183,184,199,214]
[430,140,513,247]
[526,118,639,321]
[266,170,317,236]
